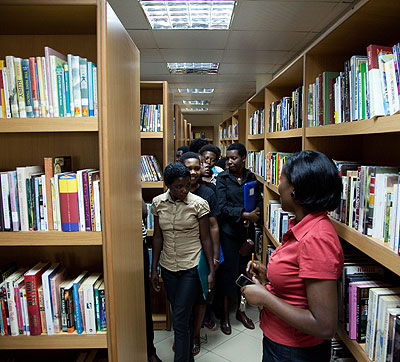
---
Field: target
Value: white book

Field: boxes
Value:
[93,64,98,116]
[385,59,400,115]
[13,57,26,118]
[41,262,61,335]
[71,55,82,117]
[41,174,48,231]
[374,295,400,362]
[0,172,11,230]
[41,56,50,117]
[1,68,11,118]
[16,166,42,231]
[49,55,59,118]
[93,180,101,232]
[389,183,398,249]
[67,54,75,116]
[83,273,101,334]
[394,178,400,254]
[5,55,19,118]
[381,307,400,362]
[22,286,30,335]
[19,287,27,335]
[368,66,386,118]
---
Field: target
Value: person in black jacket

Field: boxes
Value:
[215,142,262,335]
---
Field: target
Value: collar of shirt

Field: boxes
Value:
[220,168,252,184]
[161,189,190,205]
[285,211,328,243]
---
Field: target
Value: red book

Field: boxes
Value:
[29,57,40,117]
[59,173,80,232]
[24,262,49,336]
[367,44,393,70]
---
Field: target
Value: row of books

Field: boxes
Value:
[249,108,265,135]
[247,150,265,178]
[220,122,239,140]
[141,155,163,183]
[219,143,227,157]
[140,104,164,132]
[0,157,101,233]
[0,262,106,337]
[144,203,153,232]
[266,200,293,243]
[307,43,400,127]
[0,47,97,119]
[266,152,293,186]
[332,162,400,254]
[268,86,303,132]
[339,260,400,362]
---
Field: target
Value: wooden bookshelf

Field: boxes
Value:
[266,128,303,139]
[0,333,107,350]
[336,324,370,362]
[265,227,281,249]
[254,173,265,185]
[141,131,163,138]
[266,183,279,195]
[0,1,145,359]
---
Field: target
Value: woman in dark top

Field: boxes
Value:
[215,142,262,334]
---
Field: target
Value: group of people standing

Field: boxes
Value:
[145,138,345,362]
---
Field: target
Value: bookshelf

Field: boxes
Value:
[174,104,182,155]
[0,0,145,360]
[140,81,173,331]
[187,122,192,145]
[192,125,214,143]
[218,111,244,156]
[256,0,400,360]
[183,119,188,145]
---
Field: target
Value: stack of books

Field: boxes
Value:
[0,47,97,119]
[265,152,293,185]
[140,104,164,132]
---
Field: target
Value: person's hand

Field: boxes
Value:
[151,269,160,292]
[246,210,260,223]
[213,258,220,271]
[208,270,215,292]
[241,277,268,307]
[246,260,267,284]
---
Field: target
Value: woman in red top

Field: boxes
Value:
[242,150,344,362]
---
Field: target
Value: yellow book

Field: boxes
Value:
[13,57,27,118]
[0,60,5,118]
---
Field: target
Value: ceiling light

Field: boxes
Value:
[184,107,209,111]
[167,62,219,74]
[178,88,214,93]
[183,100,210,105]
[139,0,235,30]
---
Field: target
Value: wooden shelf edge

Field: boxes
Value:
[306,114,400,138]
[0,231,102,246]
[248,133,265,140]
[0,333,107,350]
[142,181,164,188]
[0,117,98,133]
[330,218,400,276]
[254,173,265,185]
[336,324,370,362]
[266,183,279,195]
[141,132,163,138]
[265,226,281,248]
[266,128,302,139]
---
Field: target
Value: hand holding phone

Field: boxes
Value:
[235,273,255,288]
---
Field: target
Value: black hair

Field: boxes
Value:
[177,145,189,153]
[189,138,209,153]
[199,144,220,159]
[227,142,247,157]
[283,150,342,212]
[163,162,190,186]
[179,152,201,164]
[216,157,228,169]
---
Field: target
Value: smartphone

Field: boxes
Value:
[235,274,254,288]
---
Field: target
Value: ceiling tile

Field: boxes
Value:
[153,30,229,49]
[108,0,149,29]
[159,49,224,62]
[127,30,158,48]
[220,63,278,74]
[222,49,295,64]
[139,48,163,63]
[140,62,169,75]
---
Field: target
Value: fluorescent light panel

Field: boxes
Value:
[184,107,209,111]
[178,88,214,93]
[183,100,210,105]
[139,0,235,30]
[167,62,219,74]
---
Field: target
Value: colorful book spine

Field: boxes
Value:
[14,57,27,118]
[5,56,19,118]
[29,57,40,117]
[93,64,98,116]
[72,271,88,335]
[71,55,82,116]
[21,59,34,118]
[63,62,71,117]
[87,61,94,116]
[0,60,5,118]
[59,173,80,232]
[79,57,89,116]
[82,170,92,231]
[56,64,64,117]
[67,55,75,116]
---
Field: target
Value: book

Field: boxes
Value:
[36,57,47,117]
[82,272,101,334]
[79,57,89,116]
[13,57,27,118]
[50,268,65,333]
[323,72,340,124]
[41,262,61,335]
[24,262,49,336]
[59,173,80,232]
[71,55,82,116]
[99,281,106,331]
[93,179,101,232]
[38,285,46,334]
[94,278,103,332]
[5,56,18,118]
[59,278,73,332]
[29,57,40,117]
[63,62,71,117]
[72,271,89,334]
[0,172,11,231]
[87,61,94,116]
[21,58,34,118]
[244,180,257,212]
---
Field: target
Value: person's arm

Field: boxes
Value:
[242,207,260,224]
[198,215,215,290]
[150,216,163,292]
[242,277,338,339]
[209,216,220,268]
[142,199,148,220]
[216,176,243,222]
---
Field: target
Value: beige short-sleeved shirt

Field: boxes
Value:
[150,190,210,272]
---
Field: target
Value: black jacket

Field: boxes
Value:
[216,168,263,237]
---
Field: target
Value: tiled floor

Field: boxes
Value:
[154,306,263,362]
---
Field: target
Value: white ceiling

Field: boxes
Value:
[109,0,358,115]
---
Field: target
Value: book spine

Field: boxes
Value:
[56,64,64,117]
[29,58,40,117]
[77,171,85,231]
[5,56,19,118]
[24,274,42,336]
[26,178,33,231]
[99,288,106,331]
[21,59,34,118]
[93,180,101,232]
[63,63,71,117]
[93,65,98,116]
[0,62,4,118]
[49,56,59,117]
[94,285,100,332]
[65,288,75,333]
[83,284,96,334]
[13,284,24,335]
[87,62,94,117]
[19,288,26,334]
[42,274,54,335]
[60,285,67,332]
[1,173,11,231]
[36,57,47,117]
[73,283,83,334]
[79,57,89,116]
[67,55,75,116]
[14,58,26,118]
[6,280,19,336]
[43,158,54,231]
[22,288,29,335]
[34,177,41,230]
[71,55,82,116]
[82,171,91,231]
[38,286,46,334]
[0,286,9,335]
[59,174,80,232]
[1,68,11,118]
[44,51,54,117]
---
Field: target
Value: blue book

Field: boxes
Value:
[87,62,94,116]
[21,59,34,117]
[244,180,257,212]
[56,65,64,117]
[63,63,71,117]
[72,271,89,334]
[197,250,209,300]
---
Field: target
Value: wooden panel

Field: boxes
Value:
[248,134,264,140]
[0,34,97,63]
[140,81,163,104]
[265,226,280,249]
[100,2,146,361]
[0,132,99,171]
[0,231,102,246]
[142,181,164,188]
[336,324,369,362]
[266,183,279,195]
[0,333,107,350]
[266,128,302,139]
[268,55,304,90]
[141,138,164,171]
[141,132,163,138]
[164,81,175,165]
[0,117,98,133]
